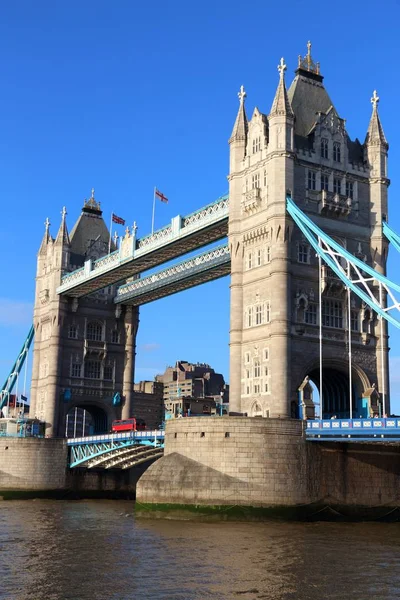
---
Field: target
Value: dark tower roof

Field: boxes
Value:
[69,189,112,266]
[287,41,335,137]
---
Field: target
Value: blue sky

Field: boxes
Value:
[1,0,400,409]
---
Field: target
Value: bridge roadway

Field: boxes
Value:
[67,430,165,469]
[306,418,400,442]
[57,195,228,297]
[115,243,230,305]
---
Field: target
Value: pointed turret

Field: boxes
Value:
[38,217,52,255]
[365,90,388,149]
[270,58,294,117]
[54,207,71,247]
[229,85,248,143]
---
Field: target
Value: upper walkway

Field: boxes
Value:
[57,195,229,297]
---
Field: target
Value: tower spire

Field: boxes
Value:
[38,217,52,254]
[55,206,70,246]
[229,85,248,143]
[270,57,293,117]
[365,90,388,148]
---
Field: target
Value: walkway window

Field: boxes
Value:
[86,322,102,342]
[321,138,329,159]
[304,304,317,325]
[322,300,343,328]
[334,177,341,195]
[308,171,316,190]
[298,243,309,264]
[68,325,78,339]
[333,142,341,162]
[346,181,354,199]
[71,363,81,378]
[84,360,101,379]
[321,173,329,192]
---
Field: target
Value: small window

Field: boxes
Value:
[264,382,269,393]
[200,432,205,438]
[255,304,263,325]
[245,353,250,364]
[264,366,268,377]
[257,249,262,266]
[71,363,81,378]
[321,174,329,192]
[334,177,341,195]
[304,304,317,325]
[298,243,309,264]
[254,384,260,394]
[264,170,267,186]
[351,310,359,332]
[68,325,78,339]
[265,302,271,323]
[252,173,260,189]
[246,385,250,395]
[111,330,119,344]
[247,307,253,328]
[346,181,354,199]
[265,247,271,263]
[252,137,261,153]
[321,138,329,159]
[264,348,269,361]
[333,142,341,162]
[225,432,230,438]
[323,300,343,329]
[308,171,316,190]
[247,251,253,270]
[254,360,261,378]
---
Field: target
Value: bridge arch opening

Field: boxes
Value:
[298,362,371,420]
[65,404,109,437]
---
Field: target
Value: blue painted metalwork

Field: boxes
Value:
[306,418,400,442]
[67,430,165,468]
[286,197,400,328]
[383,221,400,254]
[0,326,34,410]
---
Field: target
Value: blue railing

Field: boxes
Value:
[306,418,400,441]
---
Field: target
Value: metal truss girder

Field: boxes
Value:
[287,197,400,329]
[115,243,230,305]
[57,196,229,298]
[0,325,34,410]
[69,438,164,468]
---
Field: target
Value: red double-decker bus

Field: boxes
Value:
[111,418,146,432]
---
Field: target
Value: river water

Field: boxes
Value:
[1,501,400,600]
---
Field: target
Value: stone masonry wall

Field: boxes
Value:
[0,438,68,491]
[137,417,400,511]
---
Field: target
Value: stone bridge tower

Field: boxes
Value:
[228,43,389,419]
[29,191,139,437]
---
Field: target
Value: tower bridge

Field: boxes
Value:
[1,42,397,499]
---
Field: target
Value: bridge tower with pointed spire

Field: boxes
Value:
[30,191,139,436]
[228,42,390,419]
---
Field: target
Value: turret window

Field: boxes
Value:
[333,142,341,162]
[321,174,329,192]
[308,171,316,190]
[346,181,354,199]
[321,138,329,159]
[333,177,341,195]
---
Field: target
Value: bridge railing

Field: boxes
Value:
[66,429,165,446]
[306,418,400,440]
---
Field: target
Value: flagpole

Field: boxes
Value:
[108,212,113,254]
[151,187,156,235]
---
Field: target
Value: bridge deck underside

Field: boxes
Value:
[115,253,231,306]
[60,220,228,298]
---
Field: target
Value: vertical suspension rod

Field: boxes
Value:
[318,251,323,418]
[379,283,386,417]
